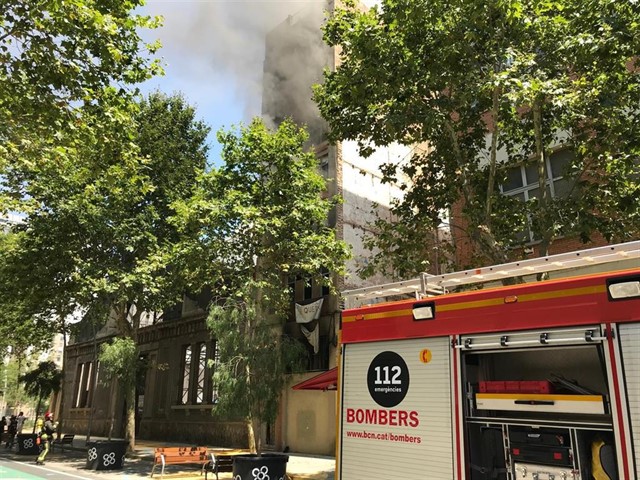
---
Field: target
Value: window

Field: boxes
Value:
[195,343,207,404]
[501,149,574,242]
[288,270,331,303]
[208,341,220,404]
[73,361,97,408]
[178,341,219,405]
[320,267,330,297]
[73,363,86,408]
[304,277,313,300]
[180,345,192,404]
[319,155,329,178]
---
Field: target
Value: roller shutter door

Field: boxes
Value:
[340,338,453,479]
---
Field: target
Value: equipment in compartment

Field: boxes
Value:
[591,436,618,480]
[509,426,572,467]
[514,462,576,479]
[510,444,571,466]
[510,427,569,447]
[479,380,554,394]
[475,393,606,414]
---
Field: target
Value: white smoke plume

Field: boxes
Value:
[143,0,333,120]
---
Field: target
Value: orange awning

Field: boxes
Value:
[292,367,338,391]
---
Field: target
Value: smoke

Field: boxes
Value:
[144,0,331,121]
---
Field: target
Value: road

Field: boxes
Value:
[0,449,189,480]
[0,458,95,479]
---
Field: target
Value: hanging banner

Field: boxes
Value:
[301,323,320,354]
[295,298,323,323]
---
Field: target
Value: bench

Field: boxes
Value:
[151,446,211,478]
[204,453,234,480]
[52,434,75,453]
[203,449,251,480]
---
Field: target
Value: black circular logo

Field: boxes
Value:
[367,351,410,407]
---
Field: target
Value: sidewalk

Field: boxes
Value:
[65,435,335,480]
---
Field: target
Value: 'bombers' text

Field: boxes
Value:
[346,408,419,428]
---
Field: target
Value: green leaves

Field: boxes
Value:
[207,296,306,430]
[0,0,162,215]
[178,118,349,302]
[186,118,349,451]
[0,91,209,354]
[19,361,64,400]
[316,0,640,269]
[99,337,138,390]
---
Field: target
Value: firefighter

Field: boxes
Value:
[35,412,56,465]
[5,415,17,449]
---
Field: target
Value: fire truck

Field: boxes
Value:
[337,242,640,479]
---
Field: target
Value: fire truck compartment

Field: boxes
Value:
[460,327,620,479]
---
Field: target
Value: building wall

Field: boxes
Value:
[281,373,336,456]
[61,315,248,447]
[61,340,124,438]
[341,140,411,289]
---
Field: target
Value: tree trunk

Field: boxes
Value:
[86,311,100,442]
[485,84,501,221]
[108,381,117,440]
[247,416,257,454]
[246,257,263,455]
[444,116,509,266]
[125,379,136,453]
[533,97,552,261]
[32,393,42,433]
[56,325,68,440]
[114,303,140,452]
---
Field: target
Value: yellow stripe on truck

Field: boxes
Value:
[342,285,606,322]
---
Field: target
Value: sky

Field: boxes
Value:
[138,0,376,163]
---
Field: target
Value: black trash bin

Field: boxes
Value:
[86,440,128,470]
[17,433,41,455]
[232,453,288,480]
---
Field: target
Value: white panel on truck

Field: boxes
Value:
[339,338,453,480]
[619,322,640,477]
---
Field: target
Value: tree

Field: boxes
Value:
[0,229,77,357]
[0,357,33,413]
[0,0,163,407]
[19,360,63,431]
[178,118,350,453]
[314,0,640,273]
[0,0,162,214]
[0,92,210,451]
[98,337,138,440]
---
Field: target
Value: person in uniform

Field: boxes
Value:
[35,412,56,465]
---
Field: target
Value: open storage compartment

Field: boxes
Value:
[459,326,618,479]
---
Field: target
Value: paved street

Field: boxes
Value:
[0,449,193,480]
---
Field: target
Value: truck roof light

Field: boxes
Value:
[608,278,640,300]
[413,302,435,321]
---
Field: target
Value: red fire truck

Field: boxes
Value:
[338,242,640,479]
